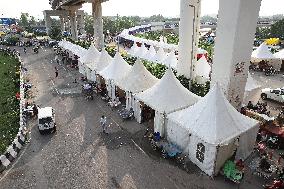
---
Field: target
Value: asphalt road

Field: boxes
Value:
[0,46,281,189]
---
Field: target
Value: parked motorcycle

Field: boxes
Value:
[263,179,284,189]
[33,47,39,54]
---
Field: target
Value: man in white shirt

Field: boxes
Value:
[100,115,107,133]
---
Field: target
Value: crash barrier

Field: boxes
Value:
[0,53,27,174]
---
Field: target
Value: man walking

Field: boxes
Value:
[100,115,107,133]
[55,66,59,78]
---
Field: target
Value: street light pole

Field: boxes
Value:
[116,14,120,52]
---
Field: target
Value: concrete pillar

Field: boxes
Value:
[177,0,201,79]
[63,16,68,32]
[44,12,52,35]
[79,14,85,34]
[92,0,104,49]
[211,0,262,109]
[77,14,85,35]
[69,11,78,40]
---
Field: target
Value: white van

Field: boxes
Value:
[38,107,56,134]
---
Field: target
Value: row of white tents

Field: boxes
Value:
[127,43,211,79]
[251,42,284,71]
[58,40,260,176]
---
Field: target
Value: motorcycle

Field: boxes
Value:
[120,108,134,121]
[33,47,39,54]
[263,179,284,189]
[267,136,280,149]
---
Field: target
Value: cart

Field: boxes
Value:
[221,160,243,184]
[151,139,182,159]
[82,84,94,100]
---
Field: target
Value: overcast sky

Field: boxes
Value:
[0,0,283,19]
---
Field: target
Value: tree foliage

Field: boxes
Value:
[255,19,284,40]
[270,19,284,40]
[50,25,62,40]
[84,14,94,35]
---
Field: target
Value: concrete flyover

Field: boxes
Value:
[46,0,108,49]
[43,9,84,39]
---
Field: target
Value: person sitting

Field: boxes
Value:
[32,104,38,117]
[259,156,271,171]
[236,159,245,171]
[153,132,161,141]
[247,101,254,110]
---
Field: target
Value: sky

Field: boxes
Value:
[0,0,283,19]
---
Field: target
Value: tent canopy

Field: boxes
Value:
[148,45,157,61]
[162,51,178,68]
[168,83,258,145]
[135,69,201,113]
[251,43,275,59]
[135,44,148,59]
[195,55,211,78]
[152,47,166,63]
[99,52,131,81]
[274,49,284,59]
[245,72,261,92]
[128,43,139,56]
[80,43,100,64]
[116,59,159,93]
[90,48,113,72]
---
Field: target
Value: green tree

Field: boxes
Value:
[270,19,284,39]
[19,13,29,28]
[29,16,36,26]
[255,27,271,39]
[49,25,62,40]
[84,14,94,35]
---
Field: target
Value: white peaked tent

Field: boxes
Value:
[80,43,100,63]
[148,45,157,61]
[87,49,113,82]
[82,44,101,80]
[152,47,167,63]
[95,48,113,72]
[195,55,211,83]
[167,84,259,176]
[116,59,159,123]
[251,43,274,61]
[99,52,131,101]
[243,72,261,105]
[128,43,139,56]
[274,49,284,59]
[162,51,178,68]
[136,69,200,135]
[135,44,148,59]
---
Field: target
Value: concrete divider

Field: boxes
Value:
[0,54,28,174]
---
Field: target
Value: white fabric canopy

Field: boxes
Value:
[147,45,157,61]
[245,72,260,92]
[152,47,167,63]
[162,51,178,68]
[128,43,139,56]
[251,43,275,60]
[116,59,159,93]
[195,55,211,78]
[168,83,258,145]
[93,48,113,72]
[135,69,200,113]
[274,49,284,59]
[79,43,100,64]
[99,52,131,81]
[135,44,148,59]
